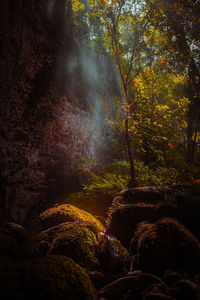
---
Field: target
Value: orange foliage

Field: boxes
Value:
[102,0,116,7]
[160,57,169,64]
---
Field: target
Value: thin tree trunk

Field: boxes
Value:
[187,117,199,163]
[125,109,136,187]
[108,12,136,187]
[123,86,136,187]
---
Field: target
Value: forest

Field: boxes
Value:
[69,0,200,187]
[0,0,200,299]
[64,0,200,210]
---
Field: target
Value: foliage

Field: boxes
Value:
[83,160,185,195]
[147,0,200,162]
[67,0,200,184]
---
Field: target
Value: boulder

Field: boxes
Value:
[169,280,200,300]
[0,255,97,300]
[143,293,177,300]
[132,218,200,275]
[106,184,200,247]
[39,204,104,231]
[16,231,51,260]
[89,271,126,289]
[47,221,101,270]
[162,270,190,287]
[142,282,168,296]
[0,222,29,258]
[130,221,153,255]
[97,233,130,273]
[0,222,29,244]
[98,273,167,299]
[17,221,102,269]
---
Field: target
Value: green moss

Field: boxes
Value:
[39,204,104,232]
[17,221,102,269]
[65,191,113,218]
[48,222,100,270]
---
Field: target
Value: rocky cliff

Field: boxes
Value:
[0,0,106,223]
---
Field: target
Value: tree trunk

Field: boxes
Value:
[123,87,136,187]
[125,109,136,187]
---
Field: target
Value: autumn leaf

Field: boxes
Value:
[168,143,173,148]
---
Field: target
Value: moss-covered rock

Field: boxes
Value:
[106,184,200,247]
[133,218,200,275]
[162,270,190,287]
[0,255,97,300]
[39,204,104,231]
[16,221,102,269]
[169,279,200,300]
[130,221,153,255]
[47,222,101,270]
[97,233,130,273]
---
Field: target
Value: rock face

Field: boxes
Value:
[106,184,200,247]
[0,0,107,224]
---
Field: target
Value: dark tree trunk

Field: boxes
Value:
[125,110,136,187]
[186,61,200,163]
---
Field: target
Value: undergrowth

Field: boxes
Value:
[65,159,193,217]
[83,160,185,194]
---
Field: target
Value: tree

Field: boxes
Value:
[68,0,199,184]
[85,0,161,186]
[147,0,200,163]
[131,62,189,166]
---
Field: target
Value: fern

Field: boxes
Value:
[83,160,184,195]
